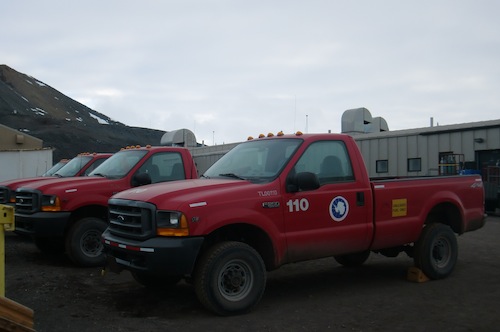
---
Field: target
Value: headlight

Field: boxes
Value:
[41,195,61,212]
[156,211,189,236]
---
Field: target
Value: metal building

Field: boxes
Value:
[0,123,53,181]
[350,118,500,213]
[350,119,500,176]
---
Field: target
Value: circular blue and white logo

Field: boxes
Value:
[329,196,349,222]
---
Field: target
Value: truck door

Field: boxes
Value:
[283,140,372,262]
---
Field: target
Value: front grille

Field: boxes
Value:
[108,198,155,240]
[0,186,9,204]
[15,189,40,214]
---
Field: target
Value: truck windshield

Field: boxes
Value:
[203,138,302,183]
[89,150,148,179]
[53,156,93,177]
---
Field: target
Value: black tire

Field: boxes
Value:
[65,217,107,267]
[35,237,65,254]
[132,272,181,288]
[194,241,266,316]
[334,250,370,267]
[414,223,458,280]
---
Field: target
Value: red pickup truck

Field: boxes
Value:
[0,153,111,205]
[15,146,198,267]
[102,132,485,315]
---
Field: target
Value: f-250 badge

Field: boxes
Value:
[329,196,349,222]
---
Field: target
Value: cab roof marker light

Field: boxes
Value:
[295,131,303,136]
[249,131,283,140]
[121,145,154,150]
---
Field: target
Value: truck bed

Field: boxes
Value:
[369,174,485,250]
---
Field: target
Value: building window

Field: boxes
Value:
[376,160,388,173]
[408,158,421,172]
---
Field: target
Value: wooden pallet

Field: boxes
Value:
[0,296,35,332]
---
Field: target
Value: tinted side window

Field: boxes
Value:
[83,159,107,176]
[293,140,354,185]
[137,152,185,183]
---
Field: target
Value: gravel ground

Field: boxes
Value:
[3,216,500,332]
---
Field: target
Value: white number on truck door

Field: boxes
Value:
[286,198,309,212]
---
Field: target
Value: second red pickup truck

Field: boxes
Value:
[0,153,111,205]
[103,132,485,315]
[15,146,198,266]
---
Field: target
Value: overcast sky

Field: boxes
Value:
[3,1,499,145]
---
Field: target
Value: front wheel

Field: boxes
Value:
[65,217,107,267]
[194,241,266,316]
[414,223,458,279]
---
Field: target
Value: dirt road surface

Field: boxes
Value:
[4,216,499,332]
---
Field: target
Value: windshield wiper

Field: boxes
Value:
[219,173,246,180]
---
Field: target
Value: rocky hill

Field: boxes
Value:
[0,65,166,161]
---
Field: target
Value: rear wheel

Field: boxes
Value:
[194,241,266,316]
[65,217,107,267]
[414,223,458,279]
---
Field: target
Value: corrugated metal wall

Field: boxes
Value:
[186,120,500,180]
[355,121,500,177]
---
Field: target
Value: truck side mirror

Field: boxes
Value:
[132,173,152,187]
[286,172,320,192]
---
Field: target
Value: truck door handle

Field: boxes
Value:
[357,192,365,206]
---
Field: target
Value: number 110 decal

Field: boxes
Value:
[286,198,309,212]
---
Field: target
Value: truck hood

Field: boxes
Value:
[17,176,116,193]
[0,177,55,189]
[112,178,264,210]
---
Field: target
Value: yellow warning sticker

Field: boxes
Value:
[392,198,407,217]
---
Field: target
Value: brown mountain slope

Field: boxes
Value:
[0,64,166,161]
